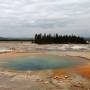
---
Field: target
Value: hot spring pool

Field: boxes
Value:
[0,55,85,71]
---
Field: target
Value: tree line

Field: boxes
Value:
[34,33,87,44]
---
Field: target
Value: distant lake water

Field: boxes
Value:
[0,55,86,71]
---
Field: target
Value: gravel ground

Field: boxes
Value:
[0,71,90,90]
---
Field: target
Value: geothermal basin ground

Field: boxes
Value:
[0,41,90,90]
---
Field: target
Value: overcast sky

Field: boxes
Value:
[0,0,90,37]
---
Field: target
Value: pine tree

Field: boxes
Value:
[34,33,87,44]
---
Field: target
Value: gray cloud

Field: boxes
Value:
[0,0,90,37]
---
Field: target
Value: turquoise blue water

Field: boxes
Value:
[1,55,84,71]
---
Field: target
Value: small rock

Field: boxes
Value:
[53,76,60,79]
[44,81,49,84]
[64,76,68,79]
